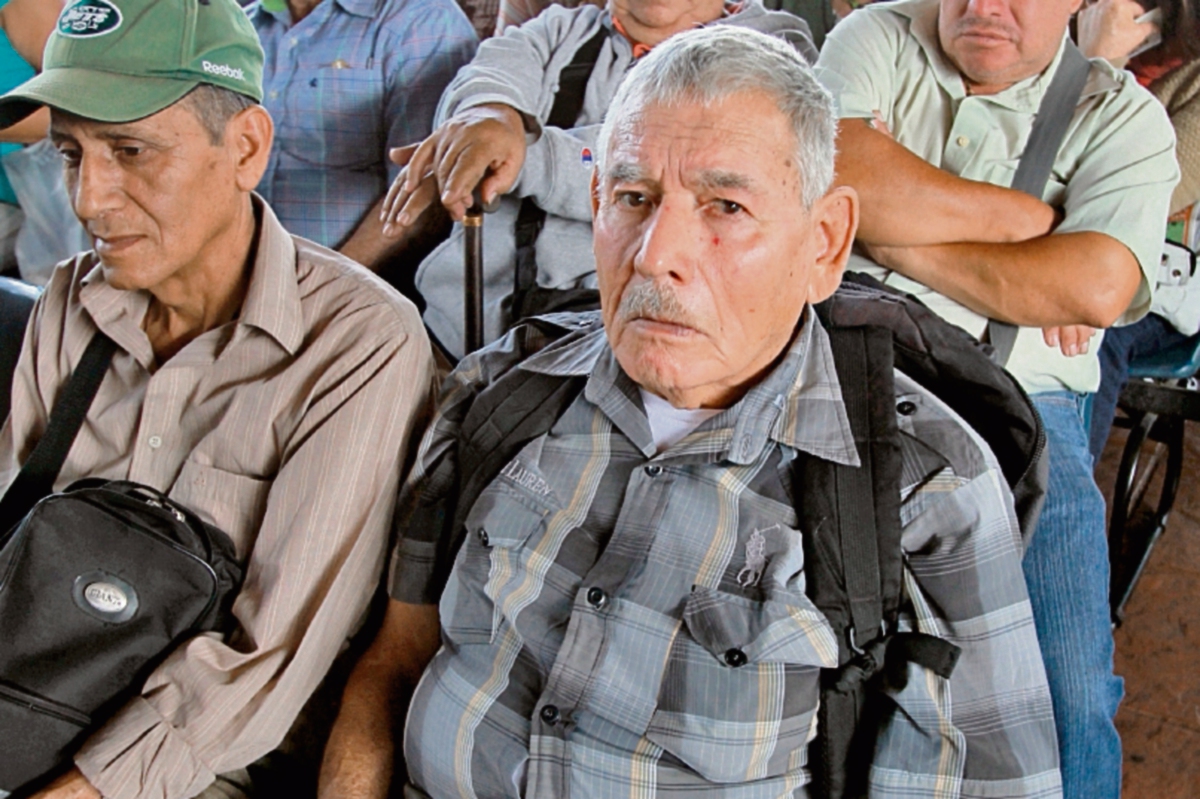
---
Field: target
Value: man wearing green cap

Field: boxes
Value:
[0,2,437,798]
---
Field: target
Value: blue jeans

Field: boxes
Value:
[1025,393,1124,799]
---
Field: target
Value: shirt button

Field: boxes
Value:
[289,36,299,47]
[147,435,163,449]
[539,704,561,725]
[268,90,279,100]
[897,400,918,417]
[586,587,608,609]
[477,529,489,546]
[724,648,748,668]
[644,464,663,477]
[956,135,970,147]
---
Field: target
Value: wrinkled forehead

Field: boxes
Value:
[599,96,801,191]
[49,101,203,144]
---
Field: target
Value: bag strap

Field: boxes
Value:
[512,26,610,320]
[987,40,1092,366]
[811,324,962,799]
[425,322,592,592]
[826,326,889,649]
[0,331,117,533]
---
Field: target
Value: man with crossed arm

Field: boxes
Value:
[815,1,1178,796]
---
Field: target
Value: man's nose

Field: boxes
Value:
[70,153,124,223]
[632,197,700,283]
[964,0,1008,17]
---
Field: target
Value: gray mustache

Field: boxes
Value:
[617,282,693,327]
[953,17,1018,39]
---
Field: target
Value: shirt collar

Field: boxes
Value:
[251,0,378,24]
[330,0,380,18]
[895,0,1117,112]
[238,196,305,354]
[518,311,859,467]
[80,193,304,361]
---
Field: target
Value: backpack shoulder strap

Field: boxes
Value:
[429,319,593,591]
[987,41,1092,365]
[0,331,116,534]
[803,319,962,799]
[513,26,611,320]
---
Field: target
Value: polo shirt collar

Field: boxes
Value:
[896,0,1116,113]
[80,193,304,363]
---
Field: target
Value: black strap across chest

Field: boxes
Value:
[0,332,116,536]
[512,27,610,321]
[985,41,1092,366]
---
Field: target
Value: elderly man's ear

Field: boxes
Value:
[804,185,859,304]
[227,104,274,193]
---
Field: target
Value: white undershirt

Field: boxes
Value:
[640,388,723,453]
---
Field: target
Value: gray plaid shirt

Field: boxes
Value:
[390,313,1062,798]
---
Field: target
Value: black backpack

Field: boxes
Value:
[0,333,243,794]
[423,272,1046,799]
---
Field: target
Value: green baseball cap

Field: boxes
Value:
[0,0,264,128]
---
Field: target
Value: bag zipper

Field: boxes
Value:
[0,680,90,727]
[78,494,224,625]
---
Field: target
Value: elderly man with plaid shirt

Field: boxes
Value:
[319,26,1061,799]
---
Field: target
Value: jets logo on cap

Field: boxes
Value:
[57,0,123,39]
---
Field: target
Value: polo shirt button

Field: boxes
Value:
[897,400,918,416]
[644,464,662,477]
[540,704,561,725]
[724,648,748,668]
[586,587,608,609]
[147,435,163,449]
[956,135,969,147]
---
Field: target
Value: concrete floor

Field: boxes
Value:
[1095,417,1200,797]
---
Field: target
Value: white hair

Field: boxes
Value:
[596,25,837,207]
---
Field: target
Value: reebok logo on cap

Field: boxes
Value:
[202,61,246,82]
[57,0,123,39]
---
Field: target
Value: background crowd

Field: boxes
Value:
[0,0,1196,798]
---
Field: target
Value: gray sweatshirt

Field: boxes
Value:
[415,0,816,357]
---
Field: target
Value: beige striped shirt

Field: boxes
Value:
[0,200,437,799]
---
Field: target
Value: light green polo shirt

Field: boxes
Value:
[816,0,1179,394]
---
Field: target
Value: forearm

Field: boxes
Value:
[877,231,1143,328]
[319,601,442,799]
[338,198,406,271]
[317,657,406,799]
[340,196,449,272]
[835,118,1057,246]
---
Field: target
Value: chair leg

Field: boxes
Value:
[1109,410,1156,624]
[1109,412,1187,624]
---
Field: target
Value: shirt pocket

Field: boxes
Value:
[442,484,553,644]
[279,64,385,170]
[168,460,271,561]
[644,585,838,783]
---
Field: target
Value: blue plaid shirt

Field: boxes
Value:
[391,313,1063,799]
[249,0,476,248]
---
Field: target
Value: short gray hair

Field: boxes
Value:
[596,26,837,207]
[178,83,258,145]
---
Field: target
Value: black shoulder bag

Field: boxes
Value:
[0,333,243,794]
